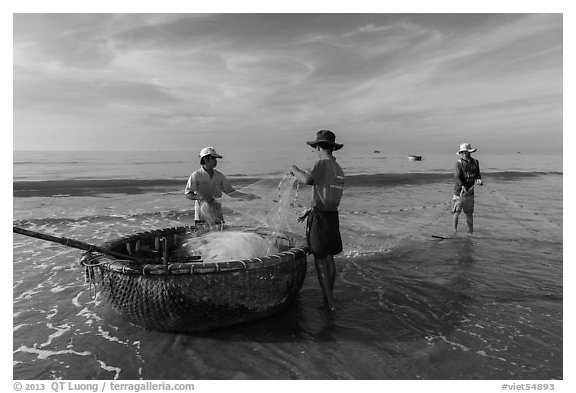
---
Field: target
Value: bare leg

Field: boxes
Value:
[453,212,460,234]
[465,213,474,234]
[314,256,335,311]
[325,254,336,292]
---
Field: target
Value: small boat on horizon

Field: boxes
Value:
[408,155,423,161]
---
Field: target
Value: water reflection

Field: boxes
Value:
[198,237,478,346]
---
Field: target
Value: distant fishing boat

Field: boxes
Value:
[374,150,381,153]
[408,155,423,161]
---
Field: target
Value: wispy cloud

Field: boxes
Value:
[13,13,562,153]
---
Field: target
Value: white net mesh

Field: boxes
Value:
[178,174,304,260]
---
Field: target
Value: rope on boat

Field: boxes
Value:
[80,252,103,300]
[79,252,134,300]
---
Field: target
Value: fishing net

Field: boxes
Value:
[264,174,302,238]
[197,200,224,225]
[176,230,279,262]
[177,174,303,260]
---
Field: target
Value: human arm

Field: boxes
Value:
[475,159,483,185]
[184,173,217,203]
[184,175,200,200]
[221,174,259,200]
[290,165,314,185]
[454,162,465,195]
[186,192,218,203]
[184,192,199,201]
[227,190,259,200]
[186,186,221,222]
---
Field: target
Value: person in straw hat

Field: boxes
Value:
[452,143,483,235]
[185,147,258,225]
[291,130,345,311]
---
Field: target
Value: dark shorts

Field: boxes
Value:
[306,208,343,258]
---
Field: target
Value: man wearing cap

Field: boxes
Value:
[185,147,257,225]
[452,143,483,235]
[291,130,345,311]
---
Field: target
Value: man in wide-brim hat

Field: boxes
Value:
[290,130,345,311]
[452,143,483,234]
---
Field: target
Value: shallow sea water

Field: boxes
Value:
[12,152,563,381]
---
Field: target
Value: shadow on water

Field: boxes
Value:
[185,237,478,346]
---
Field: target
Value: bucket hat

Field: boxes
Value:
[307,130,343,151]
[456,143,477,155]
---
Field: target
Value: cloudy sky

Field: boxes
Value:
[13,12,563,154]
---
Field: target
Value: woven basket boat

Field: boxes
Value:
[80,226,308,333]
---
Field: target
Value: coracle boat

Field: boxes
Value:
[79,225,308,333]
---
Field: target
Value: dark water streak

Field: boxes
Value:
[13,171,561,197]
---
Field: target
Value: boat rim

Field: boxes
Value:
[80,225,308,276]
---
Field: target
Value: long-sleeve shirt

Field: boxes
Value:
[454,157,481,196]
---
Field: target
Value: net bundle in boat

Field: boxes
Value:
[82,226,308,333]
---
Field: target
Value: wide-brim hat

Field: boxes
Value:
[199,146,223,158]
[456,143,477,155]
[306,130,343,151]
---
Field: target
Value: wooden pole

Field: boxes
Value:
[13,226,141,262]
